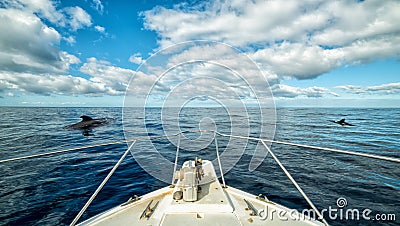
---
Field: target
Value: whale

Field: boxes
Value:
[329,118,355,126]
[66,115,109,130]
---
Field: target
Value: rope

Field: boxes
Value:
[0,130,213,164]
[1,130,399,164]
[215,132,400,164]
[260,140,329,225]
[70,140,136,226]
[0,139,134,164]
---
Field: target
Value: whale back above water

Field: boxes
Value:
[329,118,355,126]
[66,115,109,131]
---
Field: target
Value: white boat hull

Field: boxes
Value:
[78,161,324,226]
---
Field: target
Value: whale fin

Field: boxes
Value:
[329,118,355,126]
[80,115,94,121]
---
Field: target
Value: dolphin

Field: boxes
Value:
[329,118,355,126]
[66,115,109,130]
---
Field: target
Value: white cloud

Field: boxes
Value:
[0,58,137,96]
[0,0,103,98]
[0,0,133,98]
[0,0,96,77]
[1,0,398,102]
[252,43,342,80]
[65,6,92,31]
[143,0,400,82]
[272,84,339,98]
[92,0,104,14]
[165,43,280,86]
[0,8,79,74]
[340,37,400,64]
[0,0,65,25]
[94,25,105,33]
[0,71,106,96]
[0,79,9,93]
[142,0,310,47]
[2,0,94,32]
[129,53,144,65]
[311,0,400,46]
[336,83,400,95]
[144,0,400,47]
[125,42,278,105]
[63,36,76,45]
[80,57,134,95]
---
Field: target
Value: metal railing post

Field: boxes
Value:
[214,132,226,188]
[260,140,329,226]
[172,133,181,185]
[70,140,137,226]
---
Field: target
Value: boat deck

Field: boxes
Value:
[78,161,323,226]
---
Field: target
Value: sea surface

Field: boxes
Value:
[0,107,399,225]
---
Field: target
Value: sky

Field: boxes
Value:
[0,0,399,107]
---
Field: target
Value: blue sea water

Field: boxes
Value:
[0,107,399,225]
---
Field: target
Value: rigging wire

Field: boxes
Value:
[216,131,400,164]
[1,130,399,164]
[0,140,132,164]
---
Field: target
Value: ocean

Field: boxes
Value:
[0,107,398,225]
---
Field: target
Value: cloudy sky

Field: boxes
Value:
[0,0,399,107]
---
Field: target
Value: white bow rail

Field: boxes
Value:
[67,130,399,225]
